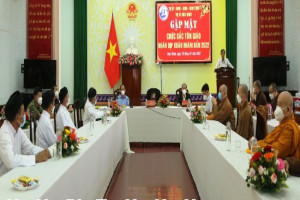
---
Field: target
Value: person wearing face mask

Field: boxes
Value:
[251,80,267,140]
[176,83,191,106]
[36,90,57,148]
[83,87,103,125]
[117,84,130,107]
[269,82,279,114]
[56,87,76,131]
[201,83,212,114]
[236,84,254,140]
[0,91,51,177]
[28,87,43,120]
[249,91,300,159]
[208,84,235,130]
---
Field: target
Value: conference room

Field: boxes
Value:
[1,0,300,200]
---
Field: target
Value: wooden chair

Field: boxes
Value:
[73,99,83,128]
[114,89,121,100]
[29,112,38,144]
[146,88,161,102]
[0,104,4,128]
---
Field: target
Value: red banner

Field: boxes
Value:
[156,2,211,63]
[27,0,52,59]
[258,0,284,57]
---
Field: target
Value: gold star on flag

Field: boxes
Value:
[106,41,118,62]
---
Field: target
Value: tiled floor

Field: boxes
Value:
[105,144,200,200]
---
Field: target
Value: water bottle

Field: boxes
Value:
[268,106,272,120]
[250,135,258,154]
[225,122,231,151]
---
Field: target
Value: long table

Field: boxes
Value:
[181,111,300,200]
[124,106,185,142]
[0,112,129,200]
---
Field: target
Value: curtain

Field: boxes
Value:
[226,0,237,105]
[74,0,87,107]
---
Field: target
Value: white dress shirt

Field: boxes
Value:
[83,100,103,125]
[36,111,56,148]
[56,105,76,131]
[0,120,43,177]
[215,58,234,69]
[205,93,213,113]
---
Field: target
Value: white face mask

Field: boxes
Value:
[237,94,242,104]
[203,95,207,101]
[274,106,286,121]
[38,97,42,105]
[269,93,274,100]
[55,91,59,98]
[121,90,125,96]
[182,89,187,95]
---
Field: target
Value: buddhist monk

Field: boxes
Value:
[251,80,267,140]
[249,91,300,159]
[269,82,279,114]
[284,157,300,177]
[236,84,254,140]
[208,84,235,130]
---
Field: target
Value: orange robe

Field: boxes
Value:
[257,114,300,159]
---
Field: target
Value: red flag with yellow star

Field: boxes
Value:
[105,13,120,89]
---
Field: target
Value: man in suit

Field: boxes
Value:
[176,83,191,106]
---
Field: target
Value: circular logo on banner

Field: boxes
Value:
[159,5,169,21]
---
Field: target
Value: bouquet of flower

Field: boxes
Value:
[110,104,122,117]
[0,105,5,119]
[249,102,257,116]
[158,94,170,108]
[119,53,144,66]
[246,145,288,192]
[190,105,203,123]
[61,126,79,157]
[21,111,30,129]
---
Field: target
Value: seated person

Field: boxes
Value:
[201,83,213,114]
[236,84,254,140]
[83,87,103,124]
[117,84,129,107]
[36,90,57,148]
[269,82,279,115]
[208,84,235,130]
[176,83,191,106]
[284,157,300,177]
[28,87,43,120]
[0,91,50,177]
[52,84,60,105]
[56,87,76,130]
[250,91,300,159]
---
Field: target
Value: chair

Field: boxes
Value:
[73,99,83,128]
[114,89,121,100]
[146,88,161,102]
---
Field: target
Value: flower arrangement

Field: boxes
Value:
[249,102,257,116]
[246,145,288,192]
[158,94,170,108]
[110,103,122,117]
[61,126,79,157]
[190,105,203,123]
[119,53,144,66]
[21,111,30,129]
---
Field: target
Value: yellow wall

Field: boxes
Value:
[88,0,226,94]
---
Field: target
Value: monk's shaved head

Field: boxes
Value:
[239,84,248,98]
[278,91,293,108]
[220,84,227,94]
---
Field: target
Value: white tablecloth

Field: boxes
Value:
[181,111,300,200]
[124,106,185,142]
[0,112,128,200]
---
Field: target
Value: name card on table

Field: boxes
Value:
[147,100,156,108]
[182,100,188,107]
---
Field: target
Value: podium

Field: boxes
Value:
[121,64,141,106]
[215,67,236,105]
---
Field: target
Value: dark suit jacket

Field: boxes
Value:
[176,92,191,106]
